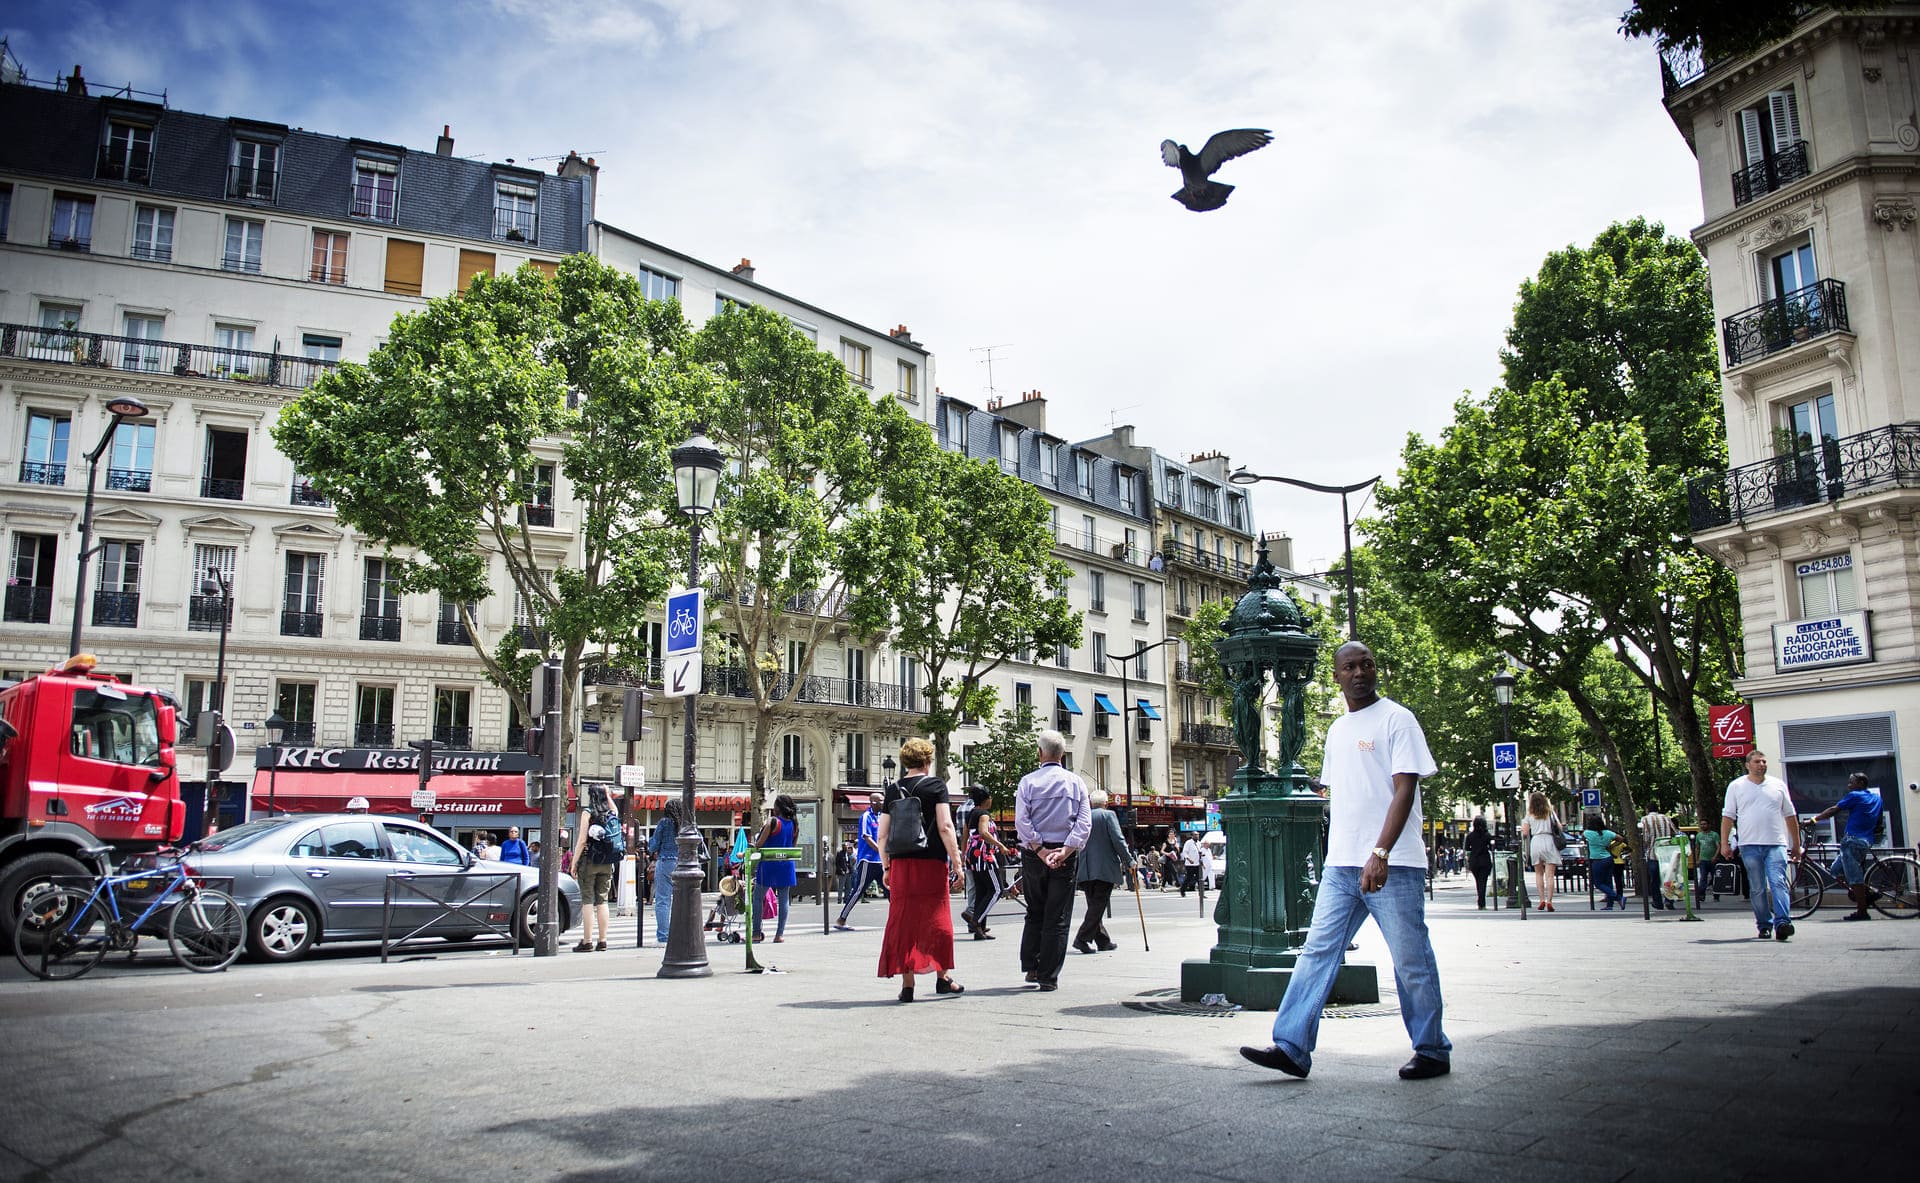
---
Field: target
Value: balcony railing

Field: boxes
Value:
[1175,660,1196,683]
[3,586,53,624]
[290,481,330,507]
[433,725,473,747]
[1160,538,1252,578]
[1687,423,1920,530]
[200,476,243,500]
[92,590,139,628]
[515,625,549,650]
[1723,279,1848,367]
[1181,722,1235,747]
[583,661,661,687]
[227,166,276,202]
[308,265,347,285]
[97,145,153,185]
[437,619,471,646]
[281,721,316,745]
[494,207,535,241]
[187,594,229,632]
[521,503,554,527]
[1731,141,1811,206]
[280,610,324,637]
[106,468,151,493]
[780,766,808,781]
[360,614,401,641]
[354,723,394,747]
[19,460,65,486]
[844,768,871,787]
[695,666,920,712]
[0,323,340,390]
[130,241,171,263]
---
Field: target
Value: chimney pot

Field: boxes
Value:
[731,258,755,280]
[436,124,455,157]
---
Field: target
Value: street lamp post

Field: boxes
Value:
[1117,638,1174,854]
[660,431,723,980]
[1492,668,1524,919]
[263,711,287,817]
[1227,468,1380,639]
[199,568,234,828]
[69,397,151,657]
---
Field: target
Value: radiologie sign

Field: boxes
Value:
[1772,612,1873,672]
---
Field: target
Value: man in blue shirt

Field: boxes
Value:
[1014,730,1091,991]
[834,795,886,929]
[1813,773,1884,920]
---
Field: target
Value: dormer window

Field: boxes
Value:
[943,404,968,452]
[230,138,280,201]
[100,121,154,185]
[351,156,398,221]
[1075,454,1096,499]
[1038,440,1059,485]
[494,180,537,241]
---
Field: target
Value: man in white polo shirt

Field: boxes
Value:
[1721,749,1801,941]
[1239,640,1451,1082]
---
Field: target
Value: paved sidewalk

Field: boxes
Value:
[0,878,1914,1180]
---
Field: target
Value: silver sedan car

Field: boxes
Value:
[168,814,581,961]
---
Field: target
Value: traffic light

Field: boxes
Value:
[621,686,648,743]
[523,722,546,757]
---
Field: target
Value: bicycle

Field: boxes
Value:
[1788,844,1920,920]
[12,852,244,980]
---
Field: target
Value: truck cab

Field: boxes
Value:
[0,655,183,941]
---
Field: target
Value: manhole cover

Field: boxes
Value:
[1122,988,1401,1019]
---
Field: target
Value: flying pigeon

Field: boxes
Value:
[1160,128,1274,211]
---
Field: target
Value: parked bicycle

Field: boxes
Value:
[1789,843,1920,920]
[12,852,243,980]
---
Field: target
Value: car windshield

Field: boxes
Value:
[192,818,294,852]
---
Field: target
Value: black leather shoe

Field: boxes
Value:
[1024,970,1038,982]
[1073,940,1095,955]
[1398,1055,1450,1080]
[936,977,963,995]
[1239,1045,1308,1078]
[1095,940,1117,951]
[1775,922,1793,941]
[1035,981,1058,992]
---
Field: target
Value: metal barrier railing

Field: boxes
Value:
[380,872,521,962]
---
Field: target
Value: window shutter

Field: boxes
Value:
[1768,88,1801,152]
[456,249,495,291]
[314,554,324,612]
[528,259,557,279]
[384,239,424,295]
[1739,107,1766,168]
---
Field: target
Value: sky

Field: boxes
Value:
[2,0,1706,576]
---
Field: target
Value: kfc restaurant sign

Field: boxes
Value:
[1709,705,1754,760]
[248,746,540,816]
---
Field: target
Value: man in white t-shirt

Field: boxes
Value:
[1720,749,1802,941]
[1241,641,1451,1082]
[1179,834,1202,896]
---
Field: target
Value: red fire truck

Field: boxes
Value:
[0,655,185,943]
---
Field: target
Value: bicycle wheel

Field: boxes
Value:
[13,887,111,981]
[1788,860,1825,919]
[1866,856,1920,920]
[167,889,244,972]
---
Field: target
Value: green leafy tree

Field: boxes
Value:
[1620,1,1880,56]
[955,705,1041,814]
[275,256,700,763]
[845,447,1079,778]
[689,305,934,807]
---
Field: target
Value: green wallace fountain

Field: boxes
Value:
[1180,545,1379,1008]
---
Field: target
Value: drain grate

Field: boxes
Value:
[1122,988,1401,1019]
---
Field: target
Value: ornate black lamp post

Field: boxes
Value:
[660,431,723,980]
[69,397,150,656]
[1227,468,1379,639]
[1491,667,1525,916]
[1117,637,1173,852]
[263,711,287,817]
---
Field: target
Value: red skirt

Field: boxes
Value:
[876,858,955,977]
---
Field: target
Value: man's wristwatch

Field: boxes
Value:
[1370,847,1391,861]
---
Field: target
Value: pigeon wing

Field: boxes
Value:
[1196,128,1273,176]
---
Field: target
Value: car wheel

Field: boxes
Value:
[515,892,570,948]
[249,896,319,962]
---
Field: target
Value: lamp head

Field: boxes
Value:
[671,431,724,517]
[105,396,149,420]
[1491,669,1517,707]
[264,711,287,743]
[1228,467,1260,486]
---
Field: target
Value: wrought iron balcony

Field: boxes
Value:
[0,323,339,389]
[130,241,171,263]
[521,502,554,527]
[280,610,324,638]
[188,594,229,633]
[97,144,153,184]
[354,723,394,747]
[227,166,276,202]
[583,661,660,687]
[515,625,549,650]
[1723,279,1847,368]
[308,264,347,285]
[1732,141,1811,206]
[1181,722,1235,748]
[290,481,330,507]
[92,590,140,628]
[433,725,473,747]
[1687,423,1920,530]
[1159,538,1252,578]
[360,614,401,641]
[200,476,243,500]
[106,468,151,493]
[3,585,53,624]
[780,766,808,781]
[18,460,65,486]
[844,767,871,787]
[437,619,470,646]
[281,721,316,744]
[493,206,535,241]
[1175,660,1196,683]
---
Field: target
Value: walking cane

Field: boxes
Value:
[1131,863,1150,952]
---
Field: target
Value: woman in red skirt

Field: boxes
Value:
[877,738,965,1002]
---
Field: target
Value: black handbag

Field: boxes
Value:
[1710,861,1739,895]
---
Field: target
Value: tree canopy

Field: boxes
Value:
[1619,1,1880,56]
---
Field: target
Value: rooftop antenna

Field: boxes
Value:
[529,150,607,162]
[971,343,1012,403]
[1107,404,1142,429]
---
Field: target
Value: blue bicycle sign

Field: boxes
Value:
[665,588,703,656]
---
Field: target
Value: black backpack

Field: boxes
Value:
[886,778,930,855]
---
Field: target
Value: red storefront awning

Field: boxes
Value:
[250,770,533,817]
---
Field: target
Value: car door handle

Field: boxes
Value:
[305,868,330,879]
[390,870,415,878]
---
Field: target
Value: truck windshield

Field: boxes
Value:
[70,688,163,767]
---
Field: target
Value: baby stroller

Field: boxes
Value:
[705,873,745,943]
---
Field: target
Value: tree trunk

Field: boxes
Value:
[1563,680,1642,867]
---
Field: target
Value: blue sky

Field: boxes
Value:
[2,0,1706,573]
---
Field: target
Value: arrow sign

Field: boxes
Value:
[1495,768,1520,791]
[663,651,703,699]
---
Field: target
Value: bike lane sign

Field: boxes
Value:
[663,587,704,699]
[1492,741,1520,792]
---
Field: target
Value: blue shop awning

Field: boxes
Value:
[1056,689,1084,715]
[1092,693,1119,715]
[1136,698,1163,720]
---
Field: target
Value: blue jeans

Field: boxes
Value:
[1739,844,1791,930]
[1832,836,1870,886]
[1589,856,1622,904]
[1270,866,1450,1072]
[652,859,676,943]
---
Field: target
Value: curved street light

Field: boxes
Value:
[1227,468,1379,640]
[69,396,151,656]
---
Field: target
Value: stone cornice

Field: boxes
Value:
[0,359,296,411]
[1694,154,1920,247]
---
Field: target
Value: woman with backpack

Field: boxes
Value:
[876,738,964,1002]
[1521,792,1563,913]
[571,784,624,952]
[751,794,800,943]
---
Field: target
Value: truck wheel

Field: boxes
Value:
[0,851,92,948]
[249,896,319,962]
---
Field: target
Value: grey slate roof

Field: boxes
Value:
[0,83,585,253]
[936,396,1152,524]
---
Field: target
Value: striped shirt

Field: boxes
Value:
[1014,763,1091,850]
